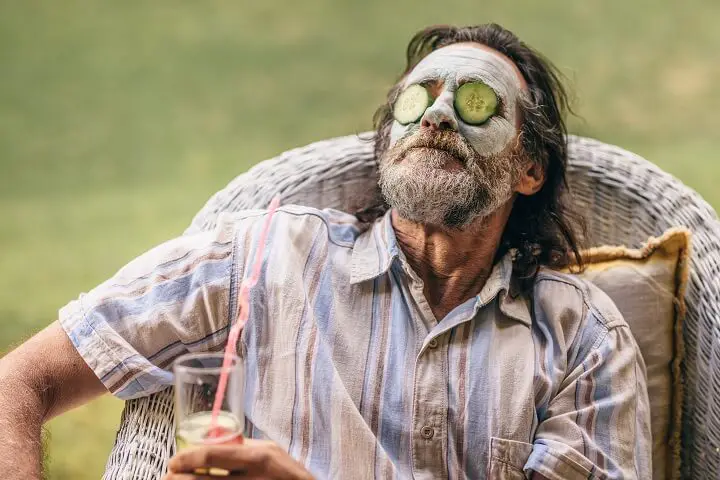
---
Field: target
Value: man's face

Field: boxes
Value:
[378,43,529,228]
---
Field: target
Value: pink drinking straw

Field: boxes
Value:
[209,196,281,438]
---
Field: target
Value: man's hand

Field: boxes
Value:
[164,439,314,480]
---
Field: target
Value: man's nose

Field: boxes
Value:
[420,94,458,132]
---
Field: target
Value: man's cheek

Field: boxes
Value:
[388,121,411,149]
[460,120,516,158]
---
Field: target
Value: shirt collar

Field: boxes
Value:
[350,210,531,326]
[350,210,400,285]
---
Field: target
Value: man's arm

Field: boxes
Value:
[525,324,652,480]
[0,322,107,479]
[0,212,253,479]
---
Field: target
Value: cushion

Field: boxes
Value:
[569,228,690,480]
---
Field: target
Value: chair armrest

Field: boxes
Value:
[102,388,175,480]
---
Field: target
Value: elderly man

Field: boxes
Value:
[0,24,651,479]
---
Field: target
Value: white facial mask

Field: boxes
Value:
[388,44,524,157]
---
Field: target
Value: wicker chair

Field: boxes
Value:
[101,134,720,480]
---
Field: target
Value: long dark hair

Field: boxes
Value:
[368,23,585,279]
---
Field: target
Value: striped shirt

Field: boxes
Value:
[60,205,652,479]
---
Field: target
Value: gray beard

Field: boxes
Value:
[378,131,523,229]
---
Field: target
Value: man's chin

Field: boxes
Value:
[382,182,497,229]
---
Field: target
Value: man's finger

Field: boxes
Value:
[185,476,248,480]
[168,444,266,473]
[162,474,201,480]
[165,476,247,480]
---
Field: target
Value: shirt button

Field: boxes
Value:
[420,426,435,439]
[428,338,438,349]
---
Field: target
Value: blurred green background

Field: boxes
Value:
[1,0,718,478]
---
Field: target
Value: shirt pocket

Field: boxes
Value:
[488,437,533,480]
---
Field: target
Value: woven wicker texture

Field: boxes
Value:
[102,134,720,480]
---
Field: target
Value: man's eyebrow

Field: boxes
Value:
[406,74,440,86]
[456,73,503,90]
[406,67,448,84]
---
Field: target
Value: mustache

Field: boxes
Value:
[394,129,478,166]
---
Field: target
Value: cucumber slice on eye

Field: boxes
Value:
[393,84,432,125]
[454,82,498,125]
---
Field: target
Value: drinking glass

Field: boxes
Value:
[173,352,245,476]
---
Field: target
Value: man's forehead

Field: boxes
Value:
[406,43,526,90]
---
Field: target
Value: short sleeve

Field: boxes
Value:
[524,322,653,479]
[59,216,241,400]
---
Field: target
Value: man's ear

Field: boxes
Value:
[516,161,545,196]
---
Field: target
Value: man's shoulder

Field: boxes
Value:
[532,267,627,331]
[218,204,367,250]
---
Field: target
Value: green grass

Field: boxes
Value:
[1,0,719,478]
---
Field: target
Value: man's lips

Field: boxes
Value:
[403,146,465,168]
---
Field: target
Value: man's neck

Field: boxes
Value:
[391,202,513,321]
